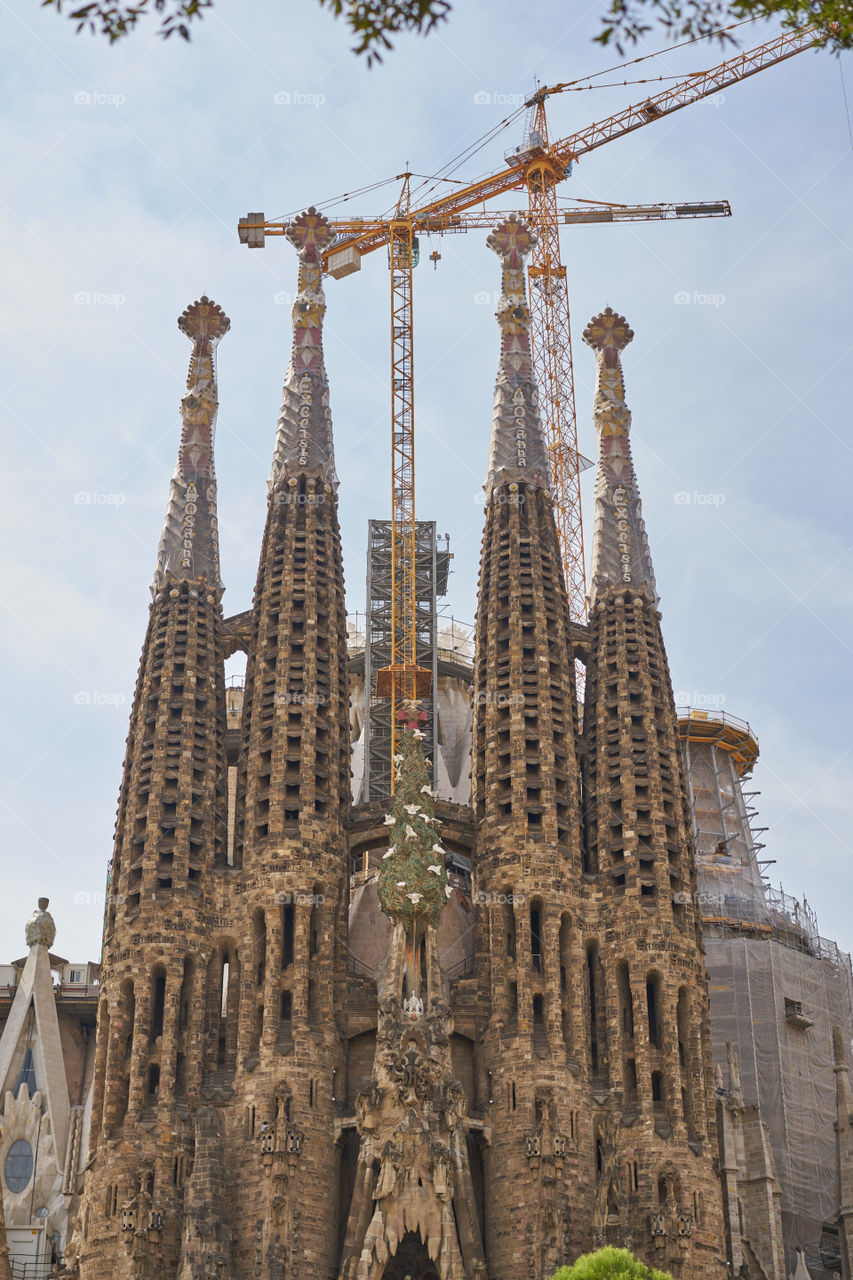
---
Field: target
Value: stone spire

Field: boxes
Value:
[154,295,229,590]
[578,310,726,1275]
[270,206,338,490]
[582,307,658,608]
[484,215,551,500]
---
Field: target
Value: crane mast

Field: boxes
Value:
[377,176,432,772]
[525,102,587,620]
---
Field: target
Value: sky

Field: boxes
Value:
[0,0,851,963]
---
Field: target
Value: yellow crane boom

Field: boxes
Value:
[239,23,819,773]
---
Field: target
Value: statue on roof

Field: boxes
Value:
[25,897,56,949]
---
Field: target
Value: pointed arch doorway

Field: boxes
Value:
[380,1231,440,1280]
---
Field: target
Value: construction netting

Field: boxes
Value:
[707,927,853,1279]
[680,710,853,1277]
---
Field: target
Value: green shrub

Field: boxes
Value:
[550,1245,674,1280]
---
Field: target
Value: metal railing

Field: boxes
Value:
[347,954,376,980]
[11,1260,60,1279]
[445,954,475,981]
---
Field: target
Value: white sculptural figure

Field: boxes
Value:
[25,897,56,949]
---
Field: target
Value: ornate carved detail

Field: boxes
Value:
[154,295,228,589]
[270,206,337,490]
[582,306,657,605]
[483,217,551,500]
[339,979,486,1280]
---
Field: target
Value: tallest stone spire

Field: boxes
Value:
[270,206,338,490]
[583,307,658,608]
[154,296,229,590]
[484,215,551,499]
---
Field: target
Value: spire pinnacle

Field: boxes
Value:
[583,307,658,607]
[269,206,338,491]
[483,216,551,500]
[154,295,229,592]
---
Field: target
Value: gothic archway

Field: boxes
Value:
[380,1231,440,1280]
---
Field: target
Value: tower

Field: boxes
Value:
[70,214,754,1280]
[579,308,726,1276]
[229,206,351,1278]
[471,217,585,1280]
[75,297,231,1279]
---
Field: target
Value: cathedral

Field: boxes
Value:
[64,209,732,1279]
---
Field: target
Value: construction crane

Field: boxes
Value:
[241,197,728,766]
[240,23,820,769]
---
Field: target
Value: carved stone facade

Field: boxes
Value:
[70,219,733,1279]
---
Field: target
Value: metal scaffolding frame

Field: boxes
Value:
[363,520,451,800]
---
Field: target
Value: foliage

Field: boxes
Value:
[42,0,853,67]
[376,720,449,929]
[41,0,451,57]
[550,1246,675,1280]
[595,0,853,54]
[317,0,451,64]
[42,0,212,42]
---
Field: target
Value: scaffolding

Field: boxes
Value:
[679,708,853,1279]
[363,520,451,800]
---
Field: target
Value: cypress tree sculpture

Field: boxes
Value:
[377,703,449,931]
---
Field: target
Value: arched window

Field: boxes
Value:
[150,967,166,1043]
[587,942,606,1079]
[253,909,266,987]
[178,957,194,1034]
[309,889,322,958]
[646,972,663,1049]
[616,962,634,1041]
[121,979,135,1062]
[530,900,544,972]
[281,903,295,969]
[504,892,516,961]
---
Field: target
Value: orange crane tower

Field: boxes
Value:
[240,23,820,765]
